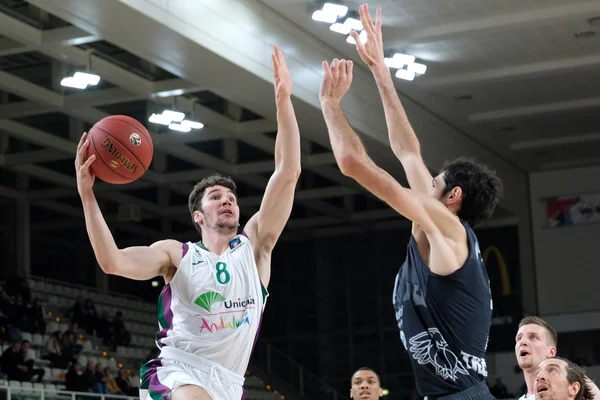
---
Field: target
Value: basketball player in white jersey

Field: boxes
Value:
[74,45,301,400]
[535,357,594,400]
[516,316,599,400]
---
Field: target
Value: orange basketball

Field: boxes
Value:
[86,115,153,184]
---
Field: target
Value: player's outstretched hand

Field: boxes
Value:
[272,44,292,100]
[75,132,96,196]
[350,4,384,70]
[319,58,354,104]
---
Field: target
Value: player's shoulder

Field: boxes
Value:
[150,239,185,253]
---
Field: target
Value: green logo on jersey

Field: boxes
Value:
[194,291,225,313]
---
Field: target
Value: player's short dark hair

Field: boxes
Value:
[441,157,503,227]
[545,357,594,400]
[351,367,381,385]
[188,174,237,233]
[519,316,558,347]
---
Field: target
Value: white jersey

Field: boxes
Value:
[154,234,268,377]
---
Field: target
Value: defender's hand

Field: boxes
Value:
[319,58,354,104]
[272,44,292,100]
[350,4,385,70]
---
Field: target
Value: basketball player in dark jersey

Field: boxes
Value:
[319,4,502,399]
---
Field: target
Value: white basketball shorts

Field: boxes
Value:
[139,347,245,400]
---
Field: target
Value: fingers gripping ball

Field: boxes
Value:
[86,115,153,184]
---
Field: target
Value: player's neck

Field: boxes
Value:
[199,230,237,255]
[523,369,536,396]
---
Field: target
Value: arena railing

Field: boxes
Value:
[29,275,145,303]
[26,276,347,398]
[252,338,348,400]
[0,385,137,400]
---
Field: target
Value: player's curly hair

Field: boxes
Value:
[188,174,237,233]
[441,157,503,227]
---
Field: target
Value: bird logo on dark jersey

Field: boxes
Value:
[409,328,469,381]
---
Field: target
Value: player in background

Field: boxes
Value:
[534,357,594,400]
[350,367,383,400]
[516,317,600,400]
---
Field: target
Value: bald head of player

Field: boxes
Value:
[188,174,240,236]
[516,316,558,397]
[535,357,594,400]
[350,367,383,400]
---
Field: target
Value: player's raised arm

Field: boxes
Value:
[319,59,461,239]
[75,133,178,281]
[244,45,301,286]
[350,3,433,194]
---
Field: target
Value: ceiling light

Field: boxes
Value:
[312,10,338,23]
[149,110,203,132]
[406,62,427,75]
[60,77,88,89]
[168,123,192,133]
[330,23,352,34]
[73,71,100,85]
[343,17,362,31]
[60,71,101,89]
[161,110,185,122]
[181,119,204,130]
[385,53,415,69]
[322,3,348,17]
[346,30,367,44]
[395,69,415,81]
[148,113,172,126]
[312,2,348,23]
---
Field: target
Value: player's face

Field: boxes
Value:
[515,324,556,371]
[535,359,580,400]
[428,173,445,200]
[197,185,239,233]
[350,370,382,400]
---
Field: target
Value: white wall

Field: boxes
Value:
[530,165,600,316]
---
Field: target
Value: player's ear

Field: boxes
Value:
[193,210,204,226]
[447,186,462,202]
[568,381,580,397]
[379,387,384,397]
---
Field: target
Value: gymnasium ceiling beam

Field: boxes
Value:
[0,20,354,223]
[509,132,600,152]
[419,54,600,89]
[23,0,525,216]
[381,1,600,46]
[468,96,600,122]
[0,119,361,212]
[0,36,29,56]
[0,8,405,220]
[40,25,99,46]
[0,11,356,190]
[0,119,362,224]
[0,184,26,200]
[0,24,96,57]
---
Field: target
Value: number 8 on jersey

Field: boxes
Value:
[216,262,230,284]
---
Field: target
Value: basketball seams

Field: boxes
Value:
[89,130,133,182]
[93,125,148,172]
[112,116,154,152]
